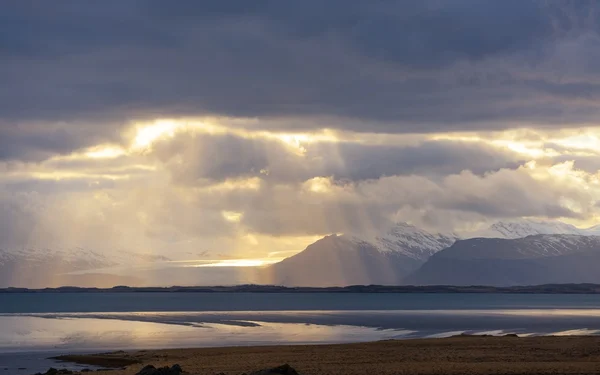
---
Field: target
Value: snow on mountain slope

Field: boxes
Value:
[268,219,600,287]
[407,234,600,286]
[434,234,600,260]
[584,224,600,236]
[351,222,458,260]
[471,219,585,239]
[526,234,600,257]
[0,246,171,288]
[0,247,169,269]
[267,223,459,286]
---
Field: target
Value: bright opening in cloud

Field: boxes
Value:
[132,120,180,150]
[222,211,243,223]
[85,146,127,159]
[304,177,333,193]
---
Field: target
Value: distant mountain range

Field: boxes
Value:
[406,234,600,286]
[0,247,169,288]
[265,223,456,286]
[265,219,600,287]
[475,220,600,238]
[3,219,600,288]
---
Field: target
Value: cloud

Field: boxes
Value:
[1,142,598,263]
[230,164,595,236]
[2,1,600,137]
[4,1,600,280]
[150,130,524,184]
[0,121,124,162]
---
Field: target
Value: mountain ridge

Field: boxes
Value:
[265,222,459,286]
[406,234,600,286]
[266,219,600,287]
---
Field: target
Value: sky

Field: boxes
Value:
[3,0,600,268]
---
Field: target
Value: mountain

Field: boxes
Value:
[0,247,170,288]
[405,234,600,286]
[267,219,600,287]
[470,219,585,239]
[364,222,458,259]
[584,224,600,236]
[265,223,457,287]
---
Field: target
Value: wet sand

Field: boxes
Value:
[54,335,600,375]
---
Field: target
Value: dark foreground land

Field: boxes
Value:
[50,335,600,375]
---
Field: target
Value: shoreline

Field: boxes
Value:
[4,283,600,294]
[48,335,600,375]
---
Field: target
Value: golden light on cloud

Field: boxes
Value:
[132,120,179,149]
[274,134,310,155]
[266,130,340,154]
[490,140,559,158]
[244,234,259,246]
[550,132,600,152]
[202,177,262,192]
[84,146,127,159]
[22,171,130,181]
[222,210,243,223]
[122,118,343,164]
[304,177,332,193]
[429,130,562,159]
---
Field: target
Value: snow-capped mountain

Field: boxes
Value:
[584,224,600,236]
[470,219,585,239]
[406,234,600,286]
[0,247,170,287]
[0,247,169,268]
[351,222,458,260]
[266,223,459,286]
[268,219,600,287]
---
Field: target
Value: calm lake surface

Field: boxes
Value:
[2,292,600,373]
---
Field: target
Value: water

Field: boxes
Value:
[3,292,600,313]
[2,292,600,374]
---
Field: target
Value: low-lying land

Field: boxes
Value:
[6,283,600,294]
[50,335,600,375]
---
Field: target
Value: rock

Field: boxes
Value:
[33,369,74,375]
[136,365,158,375]
[135,364,184,375]
[249,364,299,375]
[504,333,519,337]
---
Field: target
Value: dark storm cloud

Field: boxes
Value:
[2,0,600,138]
[308,141,524,180]
[150,131,523,184]
[0,128,74,161]
[0,122,123,161]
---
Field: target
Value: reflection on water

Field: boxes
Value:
[0,315,408,352]
[3,293,600,373]
[2,308,600,353]
[1,308,600,373]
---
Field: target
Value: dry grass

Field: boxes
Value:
[60,336,600,375]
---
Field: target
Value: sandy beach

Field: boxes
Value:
[51,335,600,375]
